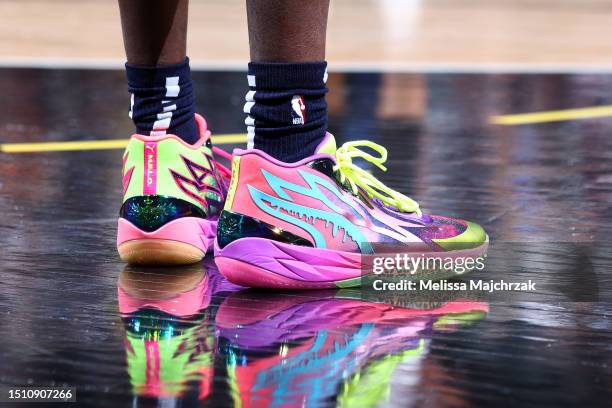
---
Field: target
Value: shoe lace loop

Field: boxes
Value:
[332,140,421,216]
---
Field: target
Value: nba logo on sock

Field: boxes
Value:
[291,95,306,125]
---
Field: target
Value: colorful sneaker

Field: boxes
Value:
[214,134,488,288]
[117,114,230,265]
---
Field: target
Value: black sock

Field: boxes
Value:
[245,61,328,162]
[126,57,199,144]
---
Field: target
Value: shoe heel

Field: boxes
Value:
[117,217,216,265]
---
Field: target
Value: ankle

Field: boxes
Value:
[126,57,199,144]
[245,61,328,162]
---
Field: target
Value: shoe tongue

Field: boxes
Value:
[314,133,337,156]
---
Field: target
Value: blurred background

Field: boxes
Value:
[2,0,612,70]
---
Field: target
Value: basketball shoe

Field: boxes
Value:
[215,133,488,288]
[117,114,230,265]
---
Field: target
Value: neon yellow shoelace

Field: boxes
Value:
[333,140,422,216]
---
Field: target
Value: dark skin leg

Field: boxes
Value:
[118,0,188,66]
[246,0,330,62]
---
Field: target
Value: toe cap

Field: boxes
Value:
[433,220,487,250]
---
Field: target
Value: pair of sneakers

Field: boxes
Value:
[117,114,488,289]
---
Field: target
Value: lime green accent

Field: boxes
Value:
[123,139,144,200]
[122,137,216,212]
[125,329,213,397]
[226,352,243,408]
[335,276,363,288]
[316,135,337,155]
[433,311,487,329]
[337,339,425,408]
[224,156,241,211]
[433,221,487,250]
[333,140,421,215]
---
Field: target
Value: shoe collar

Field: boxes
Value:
[233,132,338,168]
[130,113,211,149]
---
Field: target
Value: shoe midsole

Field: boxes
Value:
[117,217,217,253]
[215,237,489,283]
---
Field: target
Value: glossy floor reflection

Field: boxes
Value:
[118,261,489,407]
[1,69,612,407]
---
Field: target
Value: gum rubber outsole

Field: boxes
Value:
[117,217,216,266]
[118,239,205,266]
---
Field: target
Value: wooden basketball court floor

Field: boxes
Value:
[1,1,612,407]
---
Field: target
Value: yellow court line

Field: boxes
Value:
[0,133,247,153]
[491,105,612,125]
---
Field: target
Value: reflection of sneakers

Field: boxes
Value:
[117,114,230,265]
[117,261,241,403]
[118,260,243,317]
[118,264,213,402]
[215,134,488,288]
[216,290,488,407]
[118,264,211,317]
